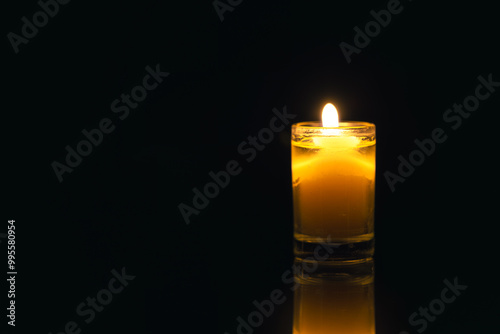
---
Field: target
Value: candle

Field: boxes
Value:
[291,104,376,262]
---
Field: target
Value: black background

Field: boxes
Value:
[3,0,499,333]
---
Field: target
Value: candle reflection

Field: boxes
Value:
[293,260,375,334]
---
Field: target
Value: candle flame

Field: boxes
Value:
[322,103,339,127]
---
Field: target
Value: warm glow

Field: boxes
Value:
[322,103,339,127]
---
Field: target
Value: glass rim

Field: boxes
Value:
[292,121,375,129]
[292,121,376,137]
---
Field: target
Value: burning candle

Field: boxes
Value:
[291,103,376,262]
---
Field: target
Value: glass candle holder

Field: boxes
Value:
[291,121,376,263]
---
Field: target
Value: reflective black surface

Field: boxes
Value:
[293,259,375,334]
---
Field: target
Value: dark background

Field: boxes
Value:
[3,0,499,333]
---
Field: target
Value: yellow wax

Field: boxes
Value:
[292,137,375,240]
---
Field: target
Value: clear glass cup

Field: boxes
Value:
[291,121,376,264]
